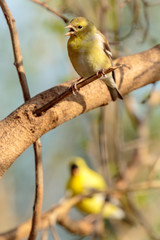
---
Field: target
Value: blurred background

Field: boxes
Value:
[0,0,160,239]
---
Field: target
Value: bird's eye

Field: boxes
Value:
[78,25,82,29]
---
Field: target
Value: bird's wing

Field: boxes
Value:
[97,31,112,58]
[103,40,112,59]
[81,169,107,192]
[98,31,116,82]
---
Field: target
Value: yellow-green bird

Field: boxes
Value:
[65,17,123,101]
[66,157,125,219]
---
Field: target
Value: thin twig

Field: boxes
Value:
[141,0,150,42]
[0,1,43,240]
[29,139,43,240]
[124,180,160,192]
[0,195,96,240]
[41,229,49,240]
[99,0,108,33]
[30,0,69,24]
[34,65,121,116]
[0,0,30,101]
[148,156,160,180]
[126,194,160,240]
[1,180,160,240]
[142,0,160,7]
[99,107,111,186]
[50,226,60,240]
[118,0,137,41]
[98,0,111,187]
[141,83,156,104]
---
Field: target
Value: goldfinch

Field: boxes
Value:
[66,157,125,219]
[65,17,123,101]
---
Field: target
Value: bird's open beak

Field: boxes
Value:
[65,24,76,36]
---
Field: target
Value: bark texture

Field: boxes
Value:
[0,45,160,177]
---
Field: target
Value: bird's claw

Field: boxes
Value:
[97,69,106,78]
[71,82,79,95]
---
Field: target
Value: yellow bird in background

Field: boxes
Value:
[66,157,125,219]
[65,17,123,101]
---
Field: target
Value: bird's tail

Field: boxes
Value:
[101,72,123,101]
[107,86,123,101]
[103,202,125,219]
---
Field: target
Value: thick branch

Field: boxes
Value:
[0,45,160,177]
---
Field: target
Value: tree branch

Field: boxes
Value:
[1,180,160,240]
[0,45,160,177]
[0,0,30,101]
[0,196,94,240]
[28,139,43,240]
[0,1,43,239]
[34,66,119,116]
[30,0,69,24]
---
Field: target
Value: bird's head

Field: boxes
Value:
[69,157,87,176]
[65,17,95,38]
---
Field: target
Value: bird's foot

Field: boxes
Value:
[97,69,106,78]
[71,82,79,95]
[71,77,82,95]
